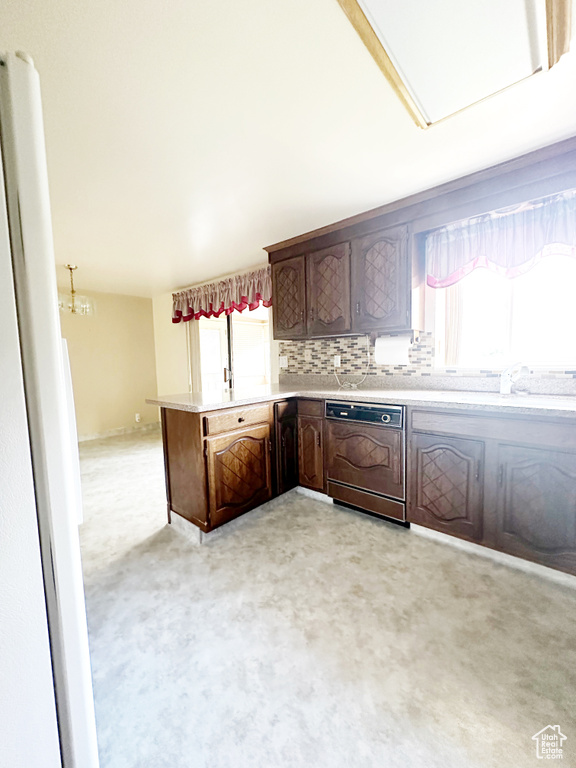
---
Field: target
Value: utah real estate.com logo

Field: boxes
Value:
[532,725,567,760]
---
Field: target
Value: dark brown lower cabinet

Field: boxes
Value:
[205,424,272,529]
[408,408,576,575]
[408,433,484,542]
[496,444,576,572]
[274,400,298,495]
[298,415,324,491]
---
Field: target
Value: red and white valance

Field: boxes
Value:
[172,266,272,323]
[426,190,576,288]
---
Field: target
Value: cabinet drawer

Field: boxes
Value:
[297,398,324,417]
[411,408,576,451]
[204,404,271,436]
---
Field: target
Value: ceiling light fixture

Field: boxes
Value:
[337,0,572,127]
[58,264,93,315]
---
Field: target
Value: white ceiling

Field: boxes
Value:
[2,0,576,298]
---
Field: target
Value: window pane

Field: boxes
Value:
[457,269,510,368]
[199,317,228,392]
[510,255,576,365]
[231,306,271,389]
[434,256,576,368]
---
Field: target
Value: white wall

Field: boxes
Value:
[60,290,159,439]
[152,291,190,396]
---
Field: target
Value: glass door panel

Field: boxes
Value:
[198,316,229,392]
[230,305,271,390]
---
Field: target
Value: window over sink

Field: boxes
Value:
[433,255,576,368]
[426,191,576,370]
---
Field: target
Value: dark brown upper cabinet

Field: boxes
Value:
[351,224,410,333]
[306,243,351,336]
[267,136,576,342]
[271,256,307,339]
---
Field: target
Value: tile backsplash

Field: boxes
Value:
[278,333,576,394]
[279,333,435,377]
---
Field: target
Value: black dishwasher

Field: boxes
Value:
[325,401,407,523]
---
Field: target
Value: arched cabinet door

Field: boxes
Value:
[298,416,324,491]
[205,424,272,528]
[496,444,576,572]
[272,256,307,339]
[408,433,484,542]
[306,243,351,336]
[351,224,410,333]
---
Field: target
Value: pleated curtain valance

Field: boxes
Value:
[172,266,272,322]
[426,190,576,288]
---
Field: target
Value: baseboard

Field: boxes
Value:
[412,524,576,589]
[295,486,333,503]
[78,422,161,442]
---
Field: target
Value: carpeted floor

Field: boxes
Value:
[79,428,576,768]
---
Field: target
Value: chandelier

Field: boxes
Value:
[58,265,94,316]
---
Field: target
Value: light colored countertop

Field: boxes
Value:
[146,384,576,418]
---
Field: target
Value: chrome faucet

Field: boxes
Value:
[500,362,529,395]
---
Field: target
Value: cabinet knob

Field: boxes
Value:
[238,417,245,423]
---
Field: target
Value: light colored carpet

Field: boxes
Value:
[79,428,576,768]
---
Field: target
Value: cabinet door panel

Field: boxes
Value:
[307,243,351,336]
[496,444,576,573]
[206,424,272,528]
[298,415,324,491]
[351,225,410,333]
[276,414,298,495]
[326,420,404,500]
[272,256,306,339]
[408,433,484,542]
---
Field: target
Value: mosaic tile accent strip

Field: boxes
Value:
[278,333,576,381]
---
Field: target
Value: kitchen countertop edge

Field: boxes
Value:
[146,387,576,419]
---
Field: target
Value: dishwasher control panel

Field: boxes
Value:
[325,401,404,429]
